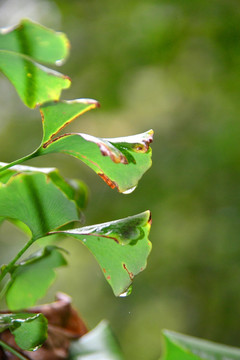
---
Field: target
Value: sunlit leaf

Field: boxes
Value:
[0,313,47,351]
[0,166,80,239]
[0,163,88,211]
[0,19,69,64]
[40,99,100,144]
[38,127,153,193]
[54,211,152,296]
[0,19,71,108]
[6,246,67,310]
[162,330,240,360]
[69,320,124,360]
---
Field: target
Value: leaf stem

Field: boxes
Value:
[0,340,29,360]
[0,237,35,285]
[0,150,39,174]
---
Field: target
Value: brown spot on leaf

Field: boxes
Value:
[148,211,152,226]
[107,275,111,280]
[98,173,117,189]
[123,263,134,281]
[103,268,106,273]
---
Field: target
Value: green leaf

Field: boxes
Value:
[40,99,100,144]
[0,19,71,108]
[54,211,152,296]
[0,165,80,239]
[69,320,124,360]
[0,19,69,64]
[162,330,240,360]
[39,127,153,193]
[6,246,67,310]
[0,313,47,351]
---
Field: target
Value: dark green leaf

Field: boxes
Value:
[0,313,47,351]
[0,165,80,239]
[162,330,240,360]
[39,129,153,193]
[0,19,71,108]
[54,211,152,296]
[6,246,67,310]
[69,320,124,360]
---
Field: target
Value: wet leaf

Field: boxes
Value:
[69,320,124,360]
[0,313,47,351]
[0,19,71,108]
[38,127,153,193]
[6,246,68,311]
[0,165,81,239]
[54,211,152,296]
[162,330,240,360]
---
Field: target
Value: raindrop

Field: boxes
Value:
[32,346,41,352]
[55,59,64,66]
[119,285,132,297]
[122,186,136,195]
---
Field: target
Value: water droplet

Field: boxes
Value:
[122,186,136,195]
[55,59,64,66]
[32,346,41,351]
[119,285,132,297]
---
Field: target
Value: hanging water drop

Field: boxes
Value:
[119,285,132,297]
[122,186,136,195]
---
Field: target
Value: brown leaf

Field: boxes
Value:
[0,293,88,360]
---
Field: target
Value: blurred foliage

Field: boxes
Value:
[0,0,240,359]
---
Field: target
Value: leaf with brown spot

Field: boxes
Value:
[52,211,152,296]
[38,128,153,193]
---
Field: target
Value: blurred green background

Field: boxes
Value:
[1,0,240,359]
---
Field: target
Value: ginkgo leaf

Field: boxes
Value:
[53,211,152,296]
[0,313,47,351]
[6,246,67,310]
[0,163,88,211]
[0,19,71,108]
[0,166,80,239]
[40,99,100,144]
[0,19,69,64]
[38,128,153,193]
[162,330,240,360]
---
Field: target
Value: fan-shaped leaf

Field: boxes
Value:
[0,19,71,108]
[40,99,100,144]
[54,211,152,296]
[0,166,80,239]
[38,129,153,193]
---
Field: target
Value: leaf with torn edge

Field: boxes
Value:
[0,165,81,239]
[53,211,152,296]
[6,246,67,310]
[0,19,70,108]
[162,330,240,360]
[69,320,124,360]
[0,313,47,351]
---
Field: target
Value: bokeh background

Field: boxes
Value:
[1,0,240,359]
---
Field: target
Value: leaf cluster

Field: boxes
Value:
[0,19,153,358]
